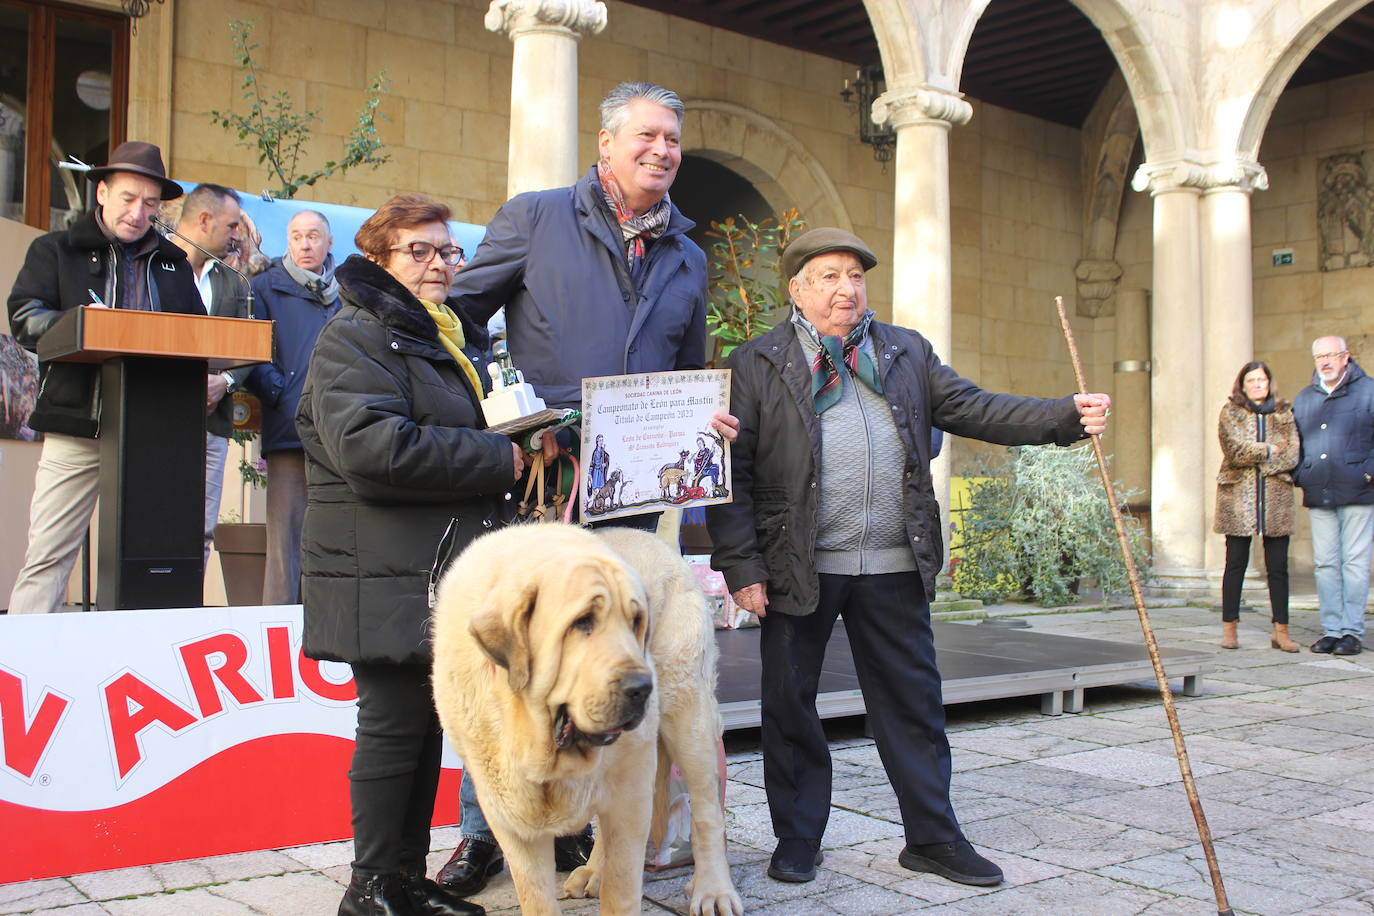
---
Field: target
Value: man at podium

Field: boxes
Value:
[4,141,203,614]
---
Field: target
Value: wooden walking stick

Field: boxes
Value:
[1054,296,1233,916]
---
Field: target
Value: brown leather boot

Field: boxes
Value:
[1220,620,1239,649]
[1271,623,1300,652]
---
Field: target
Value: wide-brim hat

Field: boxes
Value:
[779,227,878,281]
[85,141,183,201]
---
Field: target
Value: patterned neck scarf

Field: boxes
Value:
[796,308,883,414]
[597,159,671,281]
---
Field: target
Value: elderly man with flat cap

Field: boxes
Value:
[707,227,1111,887]
[6,141,202,614]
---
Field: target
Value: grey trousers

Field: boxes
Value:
[263,450,307,605]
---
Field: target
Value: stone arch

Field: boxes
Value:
[681,100,853,232]
[1237,0,1374,160]
[860,0,1183,161]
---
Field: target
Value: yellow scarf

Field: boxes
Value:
[420,299,484,400]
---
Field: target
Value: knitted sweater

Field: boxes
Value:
[793,321,916,576]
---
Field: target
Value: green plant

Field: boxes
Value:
[231,428,268,490]
[704,209,807,364]
[209,19,390,200]
[951,444,1148,607]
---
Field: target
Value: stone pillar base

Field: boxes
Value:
[1145,567,1217,599]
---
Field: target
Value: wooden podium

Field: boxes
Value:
[39,307,272,610]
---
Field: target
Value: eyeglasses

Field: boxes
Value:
[389,241,465,266]
[1314,351,1349,362]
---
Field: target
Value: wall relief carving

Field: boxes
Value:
[1319,152,1374,271]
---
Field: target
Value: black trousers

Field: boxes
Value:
[758,571,961,846]
[349,662,445,876]
[1221,534,1290,624]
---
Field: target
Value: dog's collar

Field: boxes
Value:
[553,705,623,750]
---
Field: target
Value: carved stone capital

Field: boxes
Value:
[1074,258,1123,318]
[485,0,607,39]
[1131,157,1268,195]
[871,85,973,132]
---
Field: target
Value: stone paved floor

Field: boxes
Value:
[5,599,1373,915]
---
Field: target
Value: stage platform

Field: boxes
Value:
[714,619,1213,729]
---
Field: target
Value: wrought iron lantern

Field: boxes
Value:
[840,63,896,165]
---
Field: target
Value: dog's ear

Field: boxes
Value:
[469,582,537,691]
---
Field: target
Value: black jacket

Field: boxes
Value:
[1292,359,1374,507]
[707,318,1084,613]
[202,262,252,438]
[245,259,341,453]
[6,211,204,438]
[295,255,515,665]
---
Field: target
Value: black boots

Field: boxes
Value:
[436,838,504,896]
[338,871,485,916]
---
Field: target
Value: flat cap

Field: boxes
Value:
[780,227,878,281]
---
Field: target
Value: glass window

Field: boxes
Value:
[0,1,127,230]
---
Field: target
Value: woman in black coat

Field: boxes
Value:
[296,193,542,916]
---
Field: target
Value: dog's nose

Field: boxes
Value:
[619,671,654,711]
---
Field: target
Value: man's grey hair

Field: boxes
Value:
[179,183,240,223]
[599,82,685,134]
[289,209,332,233]
[1312,335,1349,352]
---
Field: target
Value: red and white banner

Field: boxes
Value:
[0,606,461,883]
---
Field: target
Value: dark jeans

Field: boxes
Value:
[1221,534,1290,624]
[759,571,961,846]
[349,662,445,876]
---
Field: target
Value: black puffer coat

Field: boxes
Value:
[707,318,1084,613]
[296,255,515,665]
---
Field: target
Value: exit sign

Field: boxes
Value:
[1272,248,1294,266]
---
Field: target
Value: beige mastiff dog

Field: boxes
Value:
[432,524,743,916]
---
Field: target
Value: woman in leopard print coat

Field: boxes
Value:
[1214,361,1300,651]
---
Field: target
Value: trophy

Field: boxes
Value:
[482,339,549,427]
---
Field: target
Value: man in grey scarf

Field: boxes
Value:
[245,209,341,605]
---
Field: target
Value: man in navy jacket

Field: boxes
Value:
[1293,335,1374,655]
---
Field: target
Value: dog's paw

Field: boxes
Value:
[562,864,601,899]
[687,877,744,916]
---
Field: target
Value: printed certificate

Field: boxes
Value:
[580,369,732,524]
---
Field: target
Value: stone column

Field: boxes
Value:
[1132,161,1207,591]
[1112,288,1151,507]
[1199,160,1268,571]
[486,0,606,197]
[871,85,973,575]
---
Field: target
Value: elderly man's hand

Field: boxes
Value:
[1074,393,1112,436]
[710,411,740,444]
[732,581,769,618]
[206,373,229,413]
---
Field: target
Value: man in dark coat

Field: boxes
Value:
[706,227,1111,887]
[439,80,738,894]
[1292,335,1374,655]
[246,209,341,605]
[5,141,202,614]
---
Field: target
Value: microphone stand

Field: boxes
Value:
[152,216,255,319]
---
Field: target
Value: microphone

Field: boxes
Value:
[152,215,256,320]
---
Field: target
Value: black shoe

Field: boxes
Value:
[898,840,1003,887]
[338,872,416,916]
[436,839,503,897]
[554,826,595,872]
[403,874,484,916]
[1333,634,1363,656]
[767,838,823,883]
[1312,635,1341,654]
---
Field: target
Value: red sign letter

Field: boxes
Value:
[0,668,70,779]
[104,673,197,779]
[179,634,266,717]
